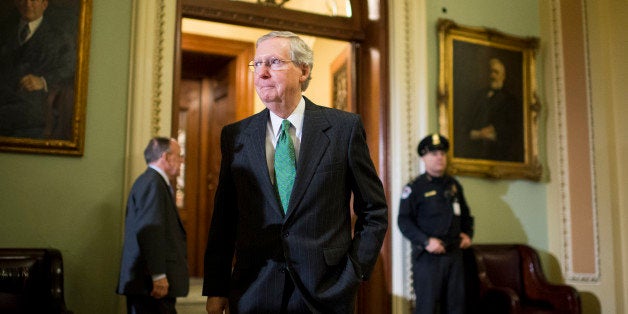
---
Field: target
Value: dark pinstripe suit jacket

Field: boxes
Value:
[203,97,388,313]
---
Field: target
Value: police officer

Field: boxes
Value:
[398,134,474,314]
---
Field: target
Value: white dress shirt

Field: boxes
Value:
[265,98,305,184]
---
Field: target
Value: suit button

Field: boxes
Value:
[282,232,289,238]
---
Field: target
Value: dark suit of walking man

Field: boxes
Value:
[203,31,388,314]
[117,137,189,314]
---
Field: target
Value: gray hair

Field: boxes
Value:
[257,31,314,91]
[144,137,171,164]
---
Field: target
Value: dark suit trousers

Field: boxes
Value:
[280,271,311,314]
[231,270,311,314]
[126,295,176,314]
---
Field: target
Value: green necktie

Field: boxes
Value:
[274,119,296,213]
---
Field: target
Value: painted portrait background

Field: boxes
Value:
[438,18,541,181]
[452,41,524,163]
[0,0,90,156]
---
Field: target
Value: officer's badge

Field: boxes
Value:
[401,186,412,199]
[432,134,440,145]
[450,184,457,196]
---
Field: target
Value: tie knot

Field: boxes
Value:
[281,119,291,134]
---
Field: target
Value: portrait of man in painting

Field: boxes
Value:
[452,41,524,163]
[0,0,78,141]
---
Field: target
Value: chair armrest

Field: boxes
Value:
[473,249,521,314]
[47,250,73,314]
[518,245,581,313]
[481,286,521,314]
[0,248,73,314]
[526,282,580,313]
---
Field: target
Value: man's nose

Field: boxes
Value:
[256,67,271,77]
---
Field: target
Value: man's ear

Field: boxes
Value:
[160,151,169,162]
[300,65,310,81]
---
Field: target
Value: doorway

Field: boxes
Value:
[176,33,255,276]
[174,1,391,312]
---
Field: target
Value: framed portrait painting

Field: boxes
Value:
[0,0,92,156]
[437,19,542,180]
[330,45,354,113]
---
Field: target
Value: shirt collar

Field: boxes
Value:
[149,164,170,186]
[269,97,305,139]
[21,16,44,35]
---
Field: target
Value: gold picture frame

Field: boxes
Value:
[0,0,92,156]
[437,19,542,180]
[330,45,354,113]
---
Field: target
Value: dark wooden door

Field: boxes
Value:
[175,34,254,276]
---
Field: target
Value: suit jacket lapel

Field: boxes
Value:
[287,100,330,217]
[242,109,284,215]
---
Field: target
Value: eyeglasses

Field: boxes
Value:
[248,58,294,72]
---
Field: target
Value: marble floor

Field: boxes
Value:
[176,277,206,314]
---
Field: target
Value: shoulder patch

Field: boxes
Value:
[401,186,412,199]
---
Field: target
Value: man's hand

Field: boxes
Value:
[459,232,472,249]
[469,125,496,141]
[206,296,228,314]
[425,237,446,254]
[150,277,169,299]
[19,74,46,92]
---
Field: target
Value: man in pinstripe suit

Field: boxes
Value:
[203,31,388,314]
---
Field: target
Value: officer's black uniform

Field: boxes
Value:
[398,134,474,314]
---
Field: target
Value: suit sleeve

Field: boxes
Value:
[347,116,388,281]
[397,187,429,248]
[203,126,238,297]
[136,180,170,276]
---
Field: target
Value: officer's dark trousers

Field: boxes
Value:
[126,295,177,314]
[412,249,465,314]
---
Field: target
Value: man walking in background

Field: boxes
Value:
[117,137,189,314]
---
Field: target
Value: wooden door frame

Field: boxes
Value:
[176,33,255,275]
[173,1,391,312]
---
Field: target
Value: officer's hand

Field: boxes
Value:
[459,232,472,249]
[425,237,446,254]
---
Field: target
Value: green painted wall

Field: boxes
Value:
[424,1,549,249]
[0,0,556,312]
[0,1,132,313]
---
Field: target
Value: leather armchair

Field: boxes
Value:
[466,244,581,314]
[0,248,72,314]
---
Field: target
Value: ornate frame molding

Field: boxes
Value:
[550,0,600,282]
[389,0,427,312]
[124,0,177,190]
